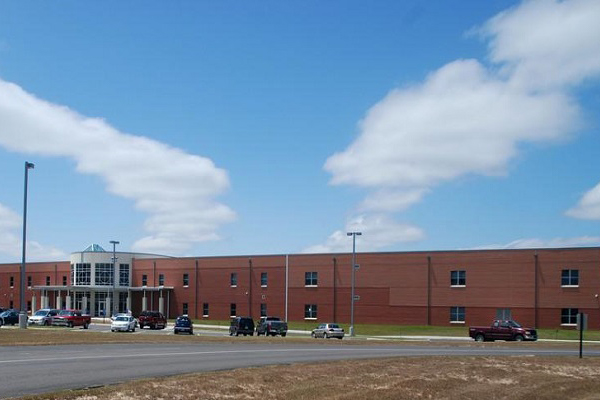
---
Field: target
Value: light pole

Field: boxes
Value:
[347,231,361,337]
[19,161,35,329]
[110,240,119,316]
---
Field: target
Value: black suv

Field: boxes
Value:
[174,315,193,335]
[229,316,254,336]
[138,311,167,330]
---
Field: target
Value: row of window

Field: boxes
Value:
[70,263,130,286]
[449,306,581,325]
[194,302,317,319]
[450,269,580,287]
[1,275,69,288]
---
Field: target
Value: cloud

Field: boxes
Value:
[0,80,235,256]
[302,214,424,253]
[0,203,66,261]
[314,0,600,251]
[566,182,600,220]
[472,236,600,250]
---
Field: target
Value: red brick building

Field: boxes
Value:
[1,246,599,329]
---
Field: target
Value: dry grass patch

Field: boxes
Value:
[22,356,600,400]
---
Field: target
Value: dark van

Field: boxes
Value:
[229,316,255,336]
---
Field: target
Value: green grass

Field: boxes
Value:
[188,318,600,340]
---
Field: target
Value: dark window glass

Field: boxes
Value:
[182,303,188,315]
[451,270,466,286]
[261,272,268,286]
[304,304,317,318]
[203,303,209,316]
[260,303,267,317]
[561,269,579,286]
[142,274,148,286]
[63,275,67,286]
[230,273,238,286]
[230,303,237,317]
[158,274,165,286]
[561,308,578,324]
[183,273,189,286]
[46,276,51,286]
[305,272,318,286]
[27,276,32,287]
[450,306,465,322]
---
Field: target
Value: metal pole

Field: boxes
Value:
[347,231,361,337]
[19,161,34,329]
[110,240,119,316]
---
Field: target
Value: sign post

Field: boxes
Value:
[577,313,588,359]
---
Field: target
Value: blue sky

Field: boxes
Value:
[0,0,599,262]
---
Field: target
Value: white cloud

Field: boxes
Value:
[566,182,600,220]
[316,0,600,252]
[0,203,66,261]
[303,214,424,253]
[0,79,235,256]
[472,236,600,250]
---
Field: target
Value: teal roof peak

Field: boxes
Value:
[83,244,106,252]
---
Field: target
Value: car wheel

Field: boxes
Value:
[44,320,50,326]
[514,335,524,342]
[236,331,240,336]
[139,324,144,329]
[174,330,179,335]
[324,332,329,339]
[281,333,286,337]
[475,333,485,342]
[68,322,73,328]
[337,336,343,340]
[311,332,316,338]
[132,327,136,332]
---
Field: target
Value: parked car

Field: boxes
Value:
[311,323,345,339]
[174,315,194,335]
[469,320,537,342]
[256,316,288,337]
[28,309,59,326]
[138,310,167,330]
[0,309,20,326]
[52,309,91,329]
[229,316,254,336]
[111,315,137,332]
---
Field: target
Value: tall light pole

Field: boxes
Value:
[110,240,119,316]
[347,231,361,337]
[19,161,35,329]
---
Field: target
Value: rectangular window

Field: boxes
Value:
[450,306,465,323]
[62,275,67,286]
[119,264,129,286]
[230,303,237,317]
[94,263,113,286]
[27,276,32,288]
[46,276,51,286]
[450,270,466,286]
[182,303,189,315]
[70,264,74,287]
[261,272,268,287]
[496,308,512,320]
[561,269,579,287]
[304,304,318,319]
[158,274,165,286]
[230,272,238,287]
[183,273,189,287]
[27,301,31,312]
[203,303,209,317]
[142,274,148,286]
[10,276,14,288]
[9,300,13,309]
[260,303,267,317]
[305,272,318,286]
[561,308,578,325]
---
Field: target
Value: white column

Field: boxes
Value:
[142,292,147,311]
[158,291,164,314]
[66,294,72,309]
[105,296,111,317]
[82,296,88,314]
[32,295,37,314]
[56,291,62,310]
[126,291,131,313]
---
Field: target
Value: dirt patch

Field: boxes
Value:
[22,356,600,400]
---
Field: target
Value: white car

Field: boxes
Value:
[28,309,59,326]
[111,315,137,332]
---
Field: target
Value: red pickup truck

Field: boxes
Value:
[469,320,537,342]
[52,309,91,329]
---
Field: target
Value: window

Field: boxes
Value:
[450,270,466,286]
[62,275,67,286]
[46,276,51,286]
[183,273,189,287]
[10,276,14,288]
[9,300,13,309]
[158,274,165,286]
[450,306,465,323]
[230,272,238,287]
[70,264,74,287]
[260,303,267,317]
[230,303,237,317]
[561,269,579,287]
[94,263,113,286]
[203,303,209,317]
[27,301,31,311]
[305,272,318,286]
[27,276,32,287]
[561,308,578,325]
[119,264,129,286]
[182,303,189,315]
[142,274,148,286]
[496,308,512,320]
[261,272,268,287]
[305,304,318,319]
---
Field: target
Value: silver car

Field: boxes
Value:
[111,315,137,332]
[28,309,59,326]
[311,323,345,339]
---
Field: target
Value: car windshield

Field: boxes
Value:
[58,311,73,316]
[0,311,9,317]
[115,316,129,321]
[34,310,48,316]
[329,324,340,329]
[508,321,522,328]
[177,319,191,326]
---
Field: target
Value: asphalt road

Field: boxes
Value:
[1,341,599,399]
